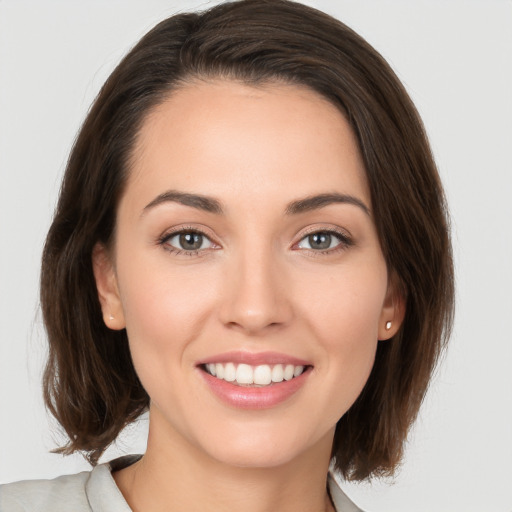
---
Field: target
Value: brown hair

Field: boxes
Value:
[41,0,454,480]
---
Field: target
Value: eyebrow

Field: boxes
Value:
[142,190,223,215]
[142,190,370,217]
[285,193,370,216]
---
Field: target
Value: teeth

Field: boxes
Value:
[236,364,253,384]
[224,362,236,382]
[215,363,224,379]
[204,362,307,386]
[293,365,304,377]
[284,364,295,381]
[254,365,272,385]
[271,364,284,383]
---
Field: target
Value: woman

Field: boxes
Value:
[0,1,454,511]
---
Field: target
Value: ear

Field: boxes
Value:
[92,242,126,330]
[378,273,406,341]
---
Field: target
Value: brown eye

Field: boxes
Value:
[179,232,203,250]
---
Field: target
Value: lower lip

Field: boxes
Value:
[199,368,311,410]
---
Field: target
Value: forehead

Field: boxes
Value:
[124,79,369,214]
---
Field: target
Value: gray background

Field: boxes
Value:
[1,1,511,511]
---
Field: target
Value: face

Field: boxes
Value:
[94,80,401,469]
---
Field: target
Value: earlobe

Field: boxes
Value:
[92,243,126,330]
[378,274,406,341]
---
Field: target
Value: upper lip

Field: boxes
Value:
[197,350,311,367]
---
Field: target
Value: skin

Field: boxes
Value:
[93,80,403,512]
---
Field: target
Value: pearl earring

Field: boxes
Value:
[109,314,114,320]
[385,321,392,330]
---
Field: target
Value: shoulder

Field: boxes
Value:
[0,470,91,512]
[0,455,139,512]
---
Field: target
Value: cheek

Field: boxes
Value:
[116,250,215,336]
[304,264,386,336]
[113,259,211,391]
[299,264,387,387]
[114,261,213,409]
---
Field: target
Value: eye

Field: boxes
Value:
[162,230,214,252]
[296,230,350,251]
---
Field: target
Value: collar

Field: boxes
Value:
[86,455,363,512]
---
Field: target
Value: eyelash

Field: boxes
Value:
[157,226,353,257]
[293,227,353,255]
[158,226,216,257]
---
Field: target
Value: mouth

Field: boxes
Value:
[201,362,310,387]
[197,353,313,409]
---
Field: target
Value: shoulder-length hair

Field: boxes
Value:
[41,0,454,480]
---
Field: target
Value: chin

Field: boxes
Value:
[208,444,301,469]
[196,424,332,470]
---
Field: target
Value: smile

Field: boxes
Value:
[204,363,307,387]
[198,351,312,409]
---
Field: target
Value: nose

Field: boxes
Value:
[218,249,293,335]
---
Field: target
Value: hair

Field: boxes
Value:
[41,0,454,480]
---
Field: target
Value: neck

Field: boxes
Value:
[114,408,336,512]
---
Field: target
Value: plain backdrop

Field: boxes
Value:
[0,1,511,511]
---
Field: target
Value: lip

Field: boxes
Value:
[197,350,311,367]
[199,367,311,409]
[196,351,313,410]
